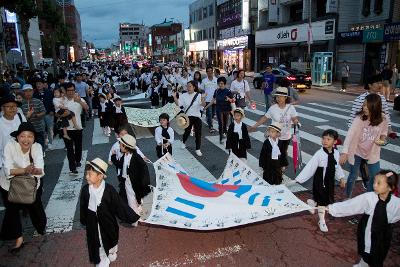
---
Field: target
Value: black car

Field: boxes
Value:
[253,68,291,89]
[285,68,312,92]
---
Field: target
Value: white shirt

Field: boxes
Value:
[0,114,26,168]
[108,142,145,163]
[230,79,250,98]
[295,148,345,183]
[64,98,85,130]
[122,153,132,179]
[329,192,400,254]
[201,77,218,103]
[155,126,174,145]
[161,74,175,89]
[178,75,192,91]
[265,104,298,140]
[53,97,66,112]
[1,140,44,190]
[178,92,203,118]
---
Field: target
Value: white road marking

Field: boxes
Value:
[308,102,351,113]
[148,244,243,267]
[92,118,109,145]
[171,140,215,182]
[45,150,88,233]
[244,107,328,123]
[296,105,350,120]
[316,125,400,154]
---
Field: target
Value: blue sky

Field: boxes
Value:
[75,0,192,48]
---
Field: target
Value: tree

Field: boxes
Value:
[1,0,38,69]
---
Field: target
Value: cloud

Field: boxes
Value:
[75,0,191,47]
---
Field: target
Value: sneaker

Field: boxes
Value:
[195,150,203,156]
[318,221,329,232]
[307,199,317,215]
[342,89,346,93]
[69,170,79,176]
[181,143,186,149]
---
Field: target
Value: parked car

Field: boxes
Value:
[253,68,291,89]
[285,68,312,92]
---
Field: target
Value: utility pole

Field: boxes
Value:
[307,0,312,71]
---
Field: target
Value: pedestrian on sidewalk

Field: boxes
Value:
[259,122,283,185]
[290,129,346,232]
[173,81,206,157]
[250,87,299,172]
[381,63,393,101]
[340,61,350,92]
[340,94,388,198]
[57,82,88,175]
[261,65,275,112]
[201,66,218,133]
[326,170,400,267]
[0,122,46,253]
[80,158,140,267]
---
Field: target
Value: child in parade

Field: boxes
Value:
[112,96,128,136]
[148,76,161,109]
[226,108,251,161]
[53,87,81,140]
[118,134,151,214]
[155,113,174,158]
[98,93,114,137]
[291,129,346,232]
[340,93,388,198]
[80,158,140,267]
[326,170,400,267]
[259,122,283,185]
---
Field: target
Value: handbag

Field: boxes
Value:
[235,81,247,108]
[8,150,38,204]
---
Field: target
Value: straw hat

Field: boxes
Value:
[118,134,136,149]
[86,158,108,177]
[268,122,282,133]
[233,108,245,117]
[176,113,190,129]
[274,87,289,97]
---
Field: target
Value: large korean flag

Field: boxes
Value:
[145,153,310,230]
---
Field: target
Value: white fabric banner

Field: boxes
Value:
[145,153,310,230]
[125,103,180,127]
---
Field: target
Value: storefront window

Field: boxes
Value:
[374,0,383,15]
[362,0,371,17]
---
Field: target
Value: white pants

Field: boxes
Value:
[96,226,118,267]
[125,177,141,214]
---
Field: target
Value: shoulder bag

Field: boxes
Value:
[181,92,200,114]
[235,81,247,108]
[8,150,38,204]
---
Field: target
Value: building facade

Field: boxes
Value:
[255,0,337,72]
[151,20,183,62]
[119,23,148,57]
[64,4,83,61]
[336,0,399,83]
[189,0,217,66]
[216,0,257,72]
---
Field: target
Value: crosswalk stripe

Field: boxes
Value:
[92,118,110,145]
[244,107,328,123]
[308,102,351,113]
[171,140,215,182]
[45,150,88,233]
[296,105,349,120]
[316,125,400,154]
[205,135,306,193]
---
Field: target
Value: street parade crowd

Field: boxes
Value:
[0,60,399,267]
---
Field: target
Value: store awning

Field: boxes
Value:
[256,40,328,48]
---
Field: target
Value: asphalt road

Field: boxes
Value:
[0,86,399,267]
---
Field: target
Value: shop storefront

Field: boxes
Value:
[188,40,216,66]
[384,22,400,68]
[216,35,254,71]
[255,19,336,72]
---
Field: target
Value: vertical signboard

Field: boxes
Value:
[242,0,250,30]
[268,0,278,23]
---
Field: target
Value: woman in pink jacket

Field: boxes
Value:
[340,93,388,198]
